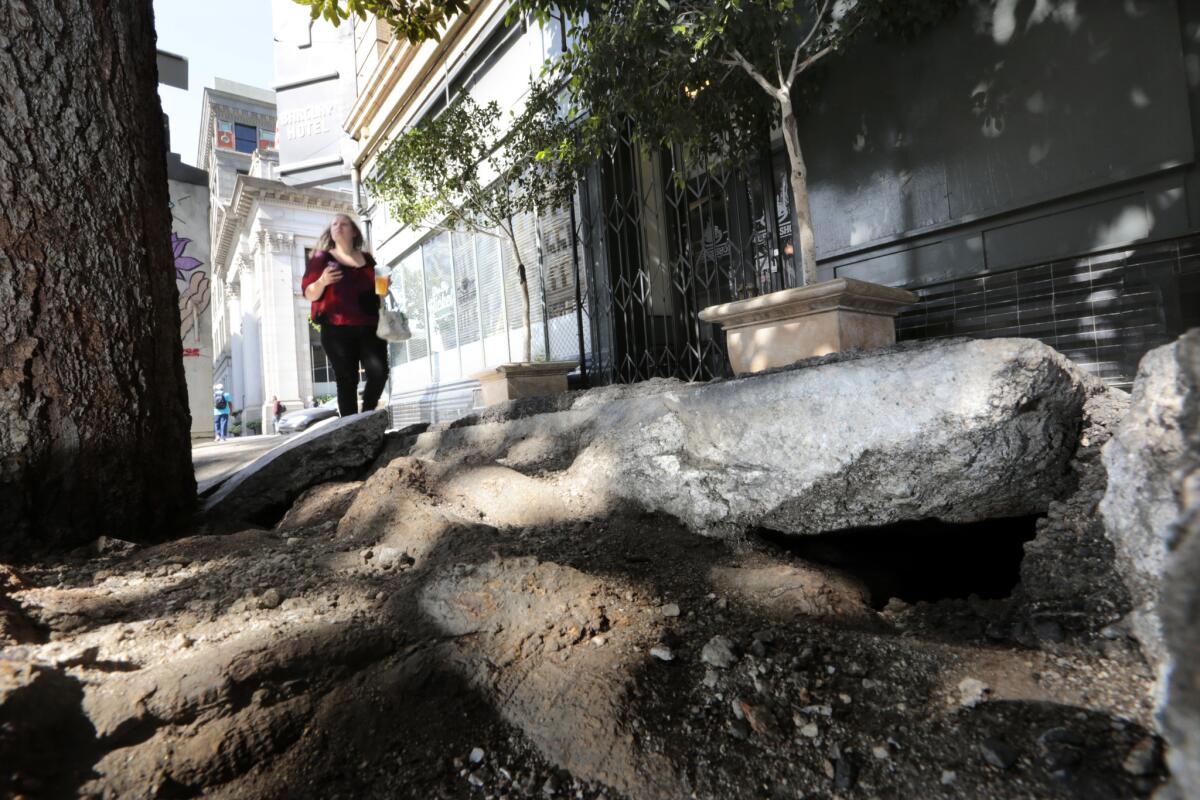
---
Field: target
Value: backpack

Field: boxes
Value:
[214,392,228,411]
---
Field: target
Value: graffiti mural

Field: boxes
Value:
[169,191,211,343]
[173,232,210,341]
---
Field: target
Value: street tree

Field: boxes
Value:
[366,95,577,362]
[0,0,195,554]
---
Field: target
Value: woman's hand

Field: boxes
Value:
[320,264,343,286]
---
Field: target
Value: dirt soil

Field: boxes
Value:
[0,393,1166,800]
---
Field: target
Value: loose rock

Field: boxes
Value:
[649,645,674,662]
[738,700,781,739]
[414,339,1089,538]
[956,677,990,708]
[700,636,738,669]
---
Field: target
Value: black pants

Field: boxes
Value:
[320,324,388,417]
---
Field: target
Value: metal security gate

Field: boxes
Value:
[576,123,799,385]
[387,125,800,427]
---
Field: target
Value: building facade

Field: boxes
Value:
[342,0,1200,429]
[159,53,215,440]
[570,0,1200,389]
[809,0,1200,388]
[271,0,359,192]
[167,151,214,439]
[346,4,589,424]
[201,75,354,433]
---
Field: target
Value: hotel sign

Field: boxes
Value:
[278,103,340,142]
[275,76,350,184]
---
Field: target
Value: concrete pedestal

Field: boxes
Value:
[699,278,918,375]
[473,361,577,406]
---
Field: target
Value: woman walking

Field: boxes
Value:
[301,214,388,417]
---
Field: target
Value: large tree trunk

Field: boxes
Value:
[778,94,819,286]
[0,0,195,555]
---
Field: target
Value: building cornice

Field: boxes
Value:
[257,228,296,254]
[342,37,422,153]
[197,95,215,172]
[198,86,278,171]
[343,0,507,168]
[213,176,352,279]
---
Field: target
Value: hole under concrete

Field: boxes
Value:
[754,514,1042,610]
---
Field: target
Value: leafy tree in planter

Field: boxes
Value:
[366,95,578,363]
[303,0,957,287]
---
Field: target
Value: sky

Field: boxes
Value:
[154,0,277,166]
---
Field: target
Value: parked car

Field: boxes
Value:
[276,399,339,434]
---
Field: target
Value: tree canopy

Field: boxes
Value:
[540,0,954,163]
[295,0,470,43]
[532,0,959,284]
[305,0,958,284]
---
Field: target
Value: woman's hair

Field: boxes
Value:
[316,214,364,252]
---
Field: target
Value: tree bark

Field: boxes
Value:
[517,259,532,363]
[0,0,195,555]
[778,94,819,286]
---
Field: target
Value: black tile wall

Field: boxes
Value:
[895,237,1196,388]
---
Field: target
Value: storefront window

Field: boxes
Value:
[423,232,460,380]
[475,232,508,367]
[452,232,481,347]
[400,250,428,363]
[452,232,484,374]
[310,341,333,383]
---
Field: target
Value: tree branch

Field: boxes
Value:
[793,41,837,78]
[789,0,830,83]
[726,48,780,97]
[425,178,501,239]
[495,191,526,267]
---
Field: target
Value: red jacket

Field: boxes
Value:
[302,250,380,326]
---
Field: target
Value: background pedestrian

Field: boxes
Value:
[213,384,233,441]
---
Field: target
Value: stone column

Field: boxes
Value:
[224,278,243,403]
[235,251,263,431]
[257,228,305,430]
